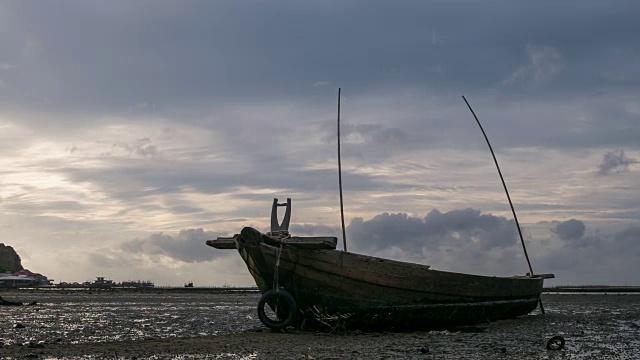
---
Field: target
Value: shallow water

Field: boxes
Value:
[0,290,261,346]
[1,291,639,359]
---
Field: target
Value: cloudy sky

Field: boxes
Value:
[1,1,639,286]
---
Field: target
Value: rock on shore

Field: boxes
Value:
[0,243,23,272]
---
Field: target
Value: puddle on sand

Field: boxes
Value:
[17,355,258,360]
[2,292,640,359]
[0,291,260,346]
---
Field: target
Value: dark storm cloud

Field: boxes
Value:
[553,219,585,241]
[348,212,431,251]
[611,226,640,256]
[597,150,638,175]
[539,222,640,284]
[121,228,221,263]
[319,120,436,160]
[500,45,565,86]
[2,1,638,118]
[2,1,638,162]
[347,208,517,253]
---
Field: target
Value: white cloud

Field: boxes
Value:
[501,44,565,86]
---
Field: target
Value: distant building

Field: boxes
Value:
[0,269,53,287]
[86,277,114,288]
[12,269,53,285]
[120,280,155,288]
[0,273,35,287]
[53,277,155,289]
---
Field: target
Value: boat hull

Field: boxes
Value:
[235,227,543,329]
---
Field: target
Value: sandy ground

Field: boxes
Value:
[2,293,639,359]
[0,326,558,360]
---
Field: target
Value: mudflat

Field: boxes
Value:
[1,291,639,359]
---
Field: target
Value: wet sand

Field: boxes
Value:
[1,291,639,359]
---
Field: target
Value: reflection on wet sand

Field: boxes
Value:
[1,292,639,359]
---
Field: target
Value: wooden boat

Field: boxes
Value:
[206,198,554,330]
[207,94,555,330]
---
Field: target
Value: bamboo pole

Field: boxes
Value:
[462,96,545,314]
[337,88,347,252]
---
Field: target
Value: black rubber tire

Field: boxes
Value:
[546,335,565,350]
[257,289,297,330]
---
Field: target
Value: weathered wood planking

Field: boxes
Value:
[207,235,338,250]
[532,273,555,279]
[222,226,552,328]
[206,238,237,249]
[202,179,558,327]
[283,236,337,249]
[267,248,541,299]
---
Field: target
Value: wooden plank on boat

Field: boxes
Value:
[207,235,337,250]
[531,273,555,279]
[265,246,540,298]
[206,237,237,249]
[285,236,337,249]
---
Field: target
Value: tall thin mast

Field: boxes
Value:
[462,96,545,314]
[337,88,347,251]
[462,96,534,275]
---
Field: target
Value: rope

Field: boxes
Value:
[268,230,290,292]
[266,230,291,240]
[272,241,284,292]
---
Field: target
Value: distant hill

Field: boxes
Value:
[0,243,24,273]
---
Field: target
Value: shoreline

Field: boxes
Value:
[4,285,640,294]
[0,286,261,294]
[1,293,639,359]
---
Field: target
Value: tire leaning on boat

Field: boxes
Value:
[257,289,297,330]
